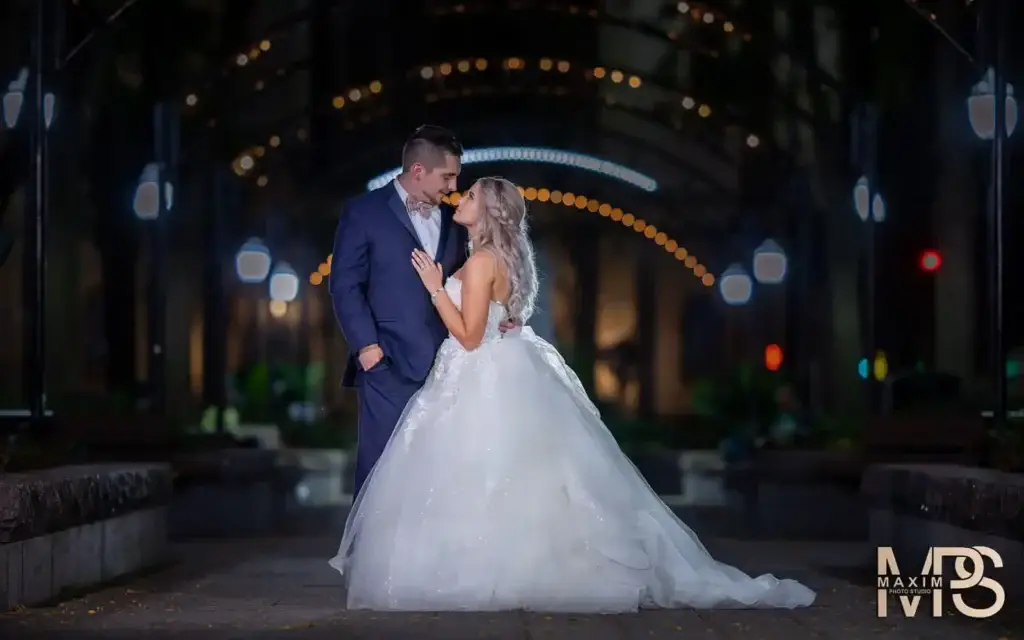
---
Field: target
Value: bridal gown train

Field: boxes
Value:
[329,277,815,612]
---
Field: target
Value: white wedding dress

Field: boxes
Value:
[329,277,815,612]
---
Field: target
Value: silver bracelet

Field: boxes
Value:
[430,287,444,302]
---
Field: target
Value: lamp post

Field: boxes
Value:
[0,68,20,266]
[751,239,789,376]
[968,60,1018,432]
[967,68,1018,141]
[199,168,234,435]
[752,239,787,285]
[3,32,59,427]
[238,239,278,375]
[0,69,54,132]
[265,261,298,356]
[133,159,174,414]
[235,238,272,284]
[132,162,172,220]
[852,174,885,412]
[133,102,179,415]
[1,68,28,129]
[851,101,886,413]
[719,263,753,307]
[719,262,753,382]
[719,262,761,442]
[269,262,300,306]
[217,237,274,434]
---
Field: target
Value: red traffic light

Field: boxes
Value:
[764,344,783,371]
[919,250,942,272]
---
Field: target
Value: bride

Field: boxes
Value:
[329,177,815,613]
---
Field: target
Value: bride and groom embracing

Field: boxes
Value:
[326,124,815,613]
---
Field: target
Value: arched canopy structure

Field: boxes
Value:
[178,0,853,248]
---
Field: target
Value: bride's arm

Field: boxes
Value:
[431,252,496,351]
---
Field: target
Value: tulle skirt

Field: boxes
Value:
[329,328,815,612]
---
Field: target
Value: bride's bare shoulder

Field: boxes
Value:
[463,250,498,276]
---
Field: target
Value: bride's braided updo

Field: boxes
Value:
[470,177,538,323]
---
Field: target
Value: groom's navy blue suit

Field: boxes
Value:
[330,183,468,496]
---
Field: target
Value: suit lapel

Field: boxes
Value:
[386,189,422,248]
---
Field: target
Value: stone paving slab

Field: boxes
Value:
[0,535,1020,639]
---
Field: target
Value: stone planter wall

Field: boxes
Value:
[863,463,1024,602]
[728,450,867,540]
[677,450,725,506]
[280,448,350,506]
[233,423,281,450]
[0,464,172,610]
[629,450,683,496]
[864,415,985,465]
[169,449,300,538]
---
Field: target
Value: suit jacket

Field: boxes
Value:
[330,184,469,387]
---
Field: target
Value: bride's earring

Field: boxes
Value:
[466,239,473,256]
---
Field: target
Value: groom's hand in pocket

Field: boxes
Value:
[358,344,384,370]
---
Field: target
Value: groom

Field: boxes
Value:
[330,125,513,496]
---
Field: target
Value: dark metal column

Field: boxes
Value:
[569,222,599,394]
[203,167,228,431]
[852,104,879,413]
[147,102,179,415]
[984,0,1008,431]
[309,0,337,173]
[787,0,828,398]
[21,0,59,425]
[636,247,657,419]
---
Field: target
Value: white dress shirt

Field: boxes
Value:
[393,180,441,258]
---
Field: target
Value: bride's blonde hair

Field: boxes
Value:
[470,177,538,322]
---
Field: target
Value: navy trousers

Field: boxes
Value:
[353,361,423,497]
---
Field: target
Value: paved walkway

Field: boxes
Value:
[1,533,1019,639]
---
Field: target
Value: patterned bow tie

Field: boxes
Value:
[405,196,433,217]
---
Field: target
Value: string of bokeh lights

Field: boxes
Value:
[207,0,750,96]
[224,55,762,182]
[186,0,753,122]
[192,0,960,131]
[188,4,751,294]
[308,185,715,288]
[427,1,753,43]
[183,4,758,175]
[366,147,658,192]
[669,1,752,39]
[408,57,746,135]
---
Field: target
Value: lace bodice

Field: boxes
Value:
[443,277,507,347]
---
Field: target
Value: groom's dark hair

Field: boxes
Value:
[402,125,463,171]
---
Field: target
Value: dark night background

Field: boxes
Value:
[2,0,1024,636]
[0,0,1021,441]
